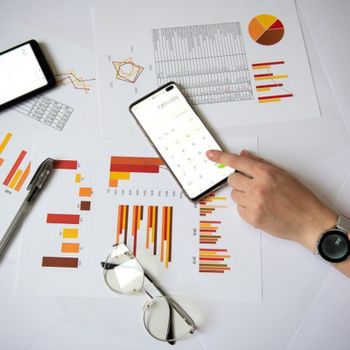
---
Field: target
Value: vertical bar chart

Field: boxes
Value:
[115,204,173,268]
[109,156,164,187]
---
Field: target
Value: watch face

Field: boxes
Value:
[318,230,350,263]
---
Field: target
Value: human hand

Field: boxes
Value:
[206,149,338,251]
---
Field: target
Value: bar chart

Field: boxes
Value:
[252,61,293,103]
[41,157,93,269]
[115,204,173,268]
[109,156,165,187]
[198,193,231,273]
[2,148,31,192]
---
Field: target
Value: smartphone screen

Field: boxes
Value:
[130,82,234,201]
[0,40,55,110]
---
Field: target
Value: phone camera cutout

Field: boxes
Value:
[165,85,174,92]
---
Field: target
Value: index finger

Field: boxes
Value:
[206,150,257,176]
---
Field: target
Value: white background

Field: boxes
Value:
[0,0,350,349]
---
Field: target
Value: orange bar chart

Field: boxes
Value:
[109,156,164,187]
[252,61,293,103]
[199,194,228,216]
[199,220,221,244]
[0,132,12,154]
[199,248,231,273]
[3,149,31,192]
[116,204,173,268]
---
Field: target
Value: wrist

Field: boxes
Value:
[298,206,338,252]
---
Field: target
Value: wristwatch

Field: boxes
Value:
[317,214,350,263]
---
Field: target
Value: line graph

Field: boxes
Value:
[55,70,96,93]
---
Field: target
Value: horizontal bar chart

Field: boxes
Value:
[109,156,164,187]
[47,214,80,224]
[199,220,221,244]
[61,242,80,253]
[62,228,79,239]
[199,194,227,216]
[53,160,78,170]
[80,201,91,211]
[79,187,92,197]
[252,60,293,104]
[199,248,231,273]
[42,256,79,268]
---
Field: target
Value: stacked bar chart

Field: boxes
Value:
[115,204,173,268]
[252,61,293,103]
[109,156,165,187]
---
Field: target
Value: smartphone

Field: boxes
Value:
[129,82,235,202]
[0,40,56,111]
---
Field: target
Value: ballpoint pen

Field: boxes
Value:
[0,157,55,259]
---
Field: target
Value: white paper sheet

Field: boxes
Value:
[93,0,320,141]
[0,21,99,142]
[16,135,262,303]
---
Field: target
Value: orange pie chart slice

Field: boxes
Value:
[248,14,285,46]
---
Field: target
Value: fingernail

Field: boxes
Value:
[206,150,217,159]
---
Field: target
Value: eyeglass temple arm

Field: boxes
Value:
[143,271,196,332]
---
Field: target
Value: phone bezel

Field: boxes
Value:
[0,39,56,111]
[129,81,231,203]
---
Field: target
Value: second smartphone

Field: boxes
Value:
[129,82,234,202]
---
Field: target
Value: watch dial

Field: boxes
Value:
[318,230,350,262]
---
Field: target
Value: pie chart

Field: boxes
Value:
[248,14,284,46]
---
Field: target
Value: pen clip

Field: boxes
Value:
[27,158,55,191]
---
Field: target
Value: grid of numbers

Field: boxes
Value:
[152,22,254,105]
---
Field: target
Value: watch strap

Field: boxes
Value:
[337,214,350,234]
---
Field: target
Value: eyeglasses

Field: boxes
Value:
[101,243,196,344]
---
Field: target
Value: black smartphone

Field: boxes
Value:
[0,40,56,111]
[129,82,235,202]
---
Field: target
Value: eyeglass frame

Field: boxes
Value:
[101,243,196,344]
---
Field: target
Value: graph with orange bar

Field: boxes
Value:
[198,193,231,273]
[115,204,173,268]
[199,248,231,273]
[252,61,293,104]
[109,156,165,187]
[41,158,93,269]
[199,194,228,216]
[2,149,31,192]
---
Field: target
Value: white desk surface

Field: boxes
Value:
[0,1,349,349]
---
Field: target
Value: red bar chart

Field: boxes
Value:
[109,156,164,187]
[252,60,293,103]
[116,204,173,268]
